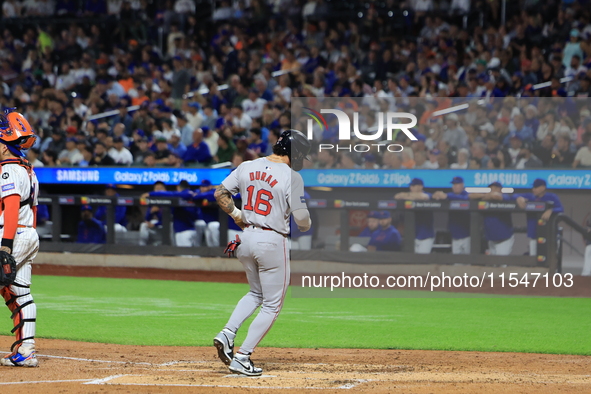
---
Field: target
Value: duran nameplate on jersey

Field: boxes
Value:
[333,200,371,208]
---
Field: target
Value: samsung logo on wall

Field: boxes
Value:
[474,172,529,186]
[56,169,100,182]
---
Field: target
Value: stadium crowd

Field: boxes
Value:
[2,0,591,170]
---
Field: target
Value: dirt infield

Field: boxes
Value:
[13,264,588,393]
[0,336,589,393]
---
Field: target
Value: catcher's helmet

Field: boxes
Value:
[0,109,36,157]
[275,129,311,171]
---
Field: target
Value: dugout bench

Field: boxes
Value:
[36,194,580,274]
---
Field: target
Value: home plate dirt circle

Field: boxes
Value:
[0,337,589,393]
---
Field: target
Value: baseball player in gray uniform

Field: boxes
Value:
[213,129,311,376]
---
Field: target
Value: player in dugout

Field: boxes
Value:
[394,178,434,254]
[139,181,167,246]
[514,178,564,256]
[360,211,380,237]
[77,205,106,243]
[350,210,378,252]
[367,211,402,251]
[432,176,471,254]
[148,180,200,247]
[469,182,514,255]
[194,179,220,247]
[94,184,127,233]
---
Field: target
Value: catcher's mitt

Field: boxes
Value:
[224,235,241,258]
[0,251,17,287]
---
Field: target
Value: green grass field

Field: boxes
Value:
[3,275,589,355]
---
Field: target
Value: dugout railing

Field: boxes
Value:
[36,195,571,274]
[552,214,591,274]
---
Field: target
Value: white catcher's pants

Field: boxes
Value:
[0,228,38,349]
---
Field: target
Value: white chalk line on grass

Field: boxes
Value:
[0,379,93,385]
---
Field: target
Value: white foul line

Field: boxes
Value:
[84,374,133,385]
[0,379,93,385]
[158,360,210,366]
[88,382,364,390]
[37,354,152,365]
[86,374,368,390]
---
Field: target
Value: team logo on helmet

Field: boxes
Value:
[0,109,36,157]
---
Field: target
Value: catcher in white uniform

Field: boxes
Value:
[0,109,39,367]
[213,129,311,376]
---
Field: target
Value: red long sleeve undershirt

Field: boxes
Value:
[1,195,21,250]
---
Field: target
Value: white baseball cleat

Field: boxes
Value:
[0,344,39,367]
[213,328,235,366]
[228,353,263,376]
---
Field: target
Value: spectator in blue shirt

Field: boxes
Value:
[247,128,267,157]
[515,178,564,256]
[84,0,107,15]
[183,129,212,164]
[507,114,534,143]
[168,132,187,158]
[77,205,106,243]
[368,211,402,252]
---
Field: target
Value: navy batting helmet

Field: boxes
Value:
[274,129,311,171]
